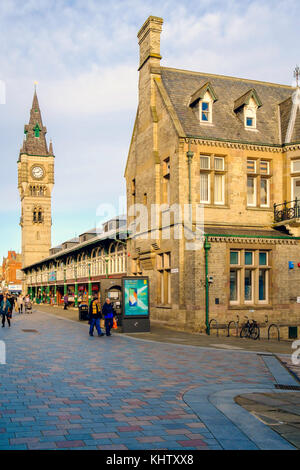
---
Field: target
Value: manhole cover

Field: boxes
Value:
[22,329,38,333]
[275,384,300,391]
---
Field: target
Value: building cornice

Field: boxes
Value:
[184,136,300,153]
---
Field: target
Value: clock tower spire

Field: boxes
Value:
[18,87,54,270]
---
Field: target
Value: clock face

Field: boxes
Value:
[31,166,44,179]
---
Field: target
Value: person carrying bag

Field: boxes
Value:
[1,294,12,328]
[88,295,104,337]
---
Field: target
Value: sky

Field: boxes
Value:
[0,0,299,260]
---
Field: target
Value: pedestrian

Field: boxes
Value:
[63,294,68,310]
[7,295,14,315]
[24,294,32,313]
[88,295,104,337]
[17,293,24,314]
[102,298,115,337]
[1,294,12,328]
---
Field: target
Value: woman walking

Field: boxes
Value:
[17,293,24,314]
[1,294,12,328]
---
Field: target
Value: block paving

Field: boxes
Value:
[0,310,297,450]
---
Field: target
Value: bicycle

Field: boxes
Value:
[240,319,260,340]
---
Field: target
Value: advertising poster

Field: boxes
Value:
[123,278,149,317]
[48,271,56,282]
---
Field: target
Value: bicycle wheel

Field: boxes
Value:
[250,325,260,340]
[240,326,249,338]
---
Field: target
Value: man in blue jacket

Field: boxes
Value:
[1,294,12,328]
[88,295,104,337]
[102,298,115,336]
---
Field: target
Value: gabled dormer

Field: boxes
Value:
[234,88,262,130]
[189,82,218,124]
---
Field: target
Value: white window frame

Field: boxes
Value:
[230,269,240,305]
[291,159,300,174]
[244,106,257,129]
[260,177,270,207]
[247,176,257,207]
[214,173,225,205]
[200,155,210,170]
[200,172,210,204]
[247,159,256,173]
[258,269,269,304]
[200,100,212,123]
[244,269,254,304]
[214,156,225,171]
[260,160,270,175]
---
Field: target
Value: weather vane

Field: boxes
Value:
[294,66,300,87]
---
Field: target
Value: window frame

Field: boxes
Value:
[229,248,271,306]
[200,154,226,206]
[247,158,271,208]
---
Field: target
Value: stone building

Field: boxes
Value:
[125,16,300,338]
[1,251,22,287]
[18,89,54,269]
[22,216,127,320]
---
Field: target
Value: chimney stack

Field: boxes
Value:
[137,16,163,70]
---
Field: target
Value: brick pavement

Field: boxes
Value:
[0,309,296,450]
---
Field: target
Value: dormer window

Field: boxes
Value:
[189,82,218,125]
[244,100,257,129]
[201,100,211,122]
[234,89,262,131]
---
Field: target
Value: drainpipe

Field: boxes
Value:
[186,139,194,221]
[204,235,211,335]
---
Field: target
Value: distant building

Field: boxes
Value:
[22,216,127,318]
[1,251,22,290]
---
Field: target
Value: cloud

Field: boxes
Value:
[0,0,299,259]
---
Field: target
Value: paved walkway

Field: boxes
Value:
[0,309,298,450]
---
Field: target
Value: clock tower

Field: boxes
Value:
[18,89,54,268]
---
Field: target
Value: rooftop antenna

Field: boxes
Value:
[294,66,300,88]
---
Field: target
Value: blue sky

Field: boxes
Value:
[0,0,299,260]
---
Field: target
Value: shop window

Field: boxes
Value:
[229,249,270,305]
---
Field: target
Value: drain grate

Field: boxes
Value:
[274,384,300,391]
[22,329,38,333]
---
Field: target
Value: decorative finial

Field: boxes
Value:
[294,66,300,88]
[34,81,38,91]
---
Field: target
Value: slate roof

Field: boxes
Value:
[160,67,299,145]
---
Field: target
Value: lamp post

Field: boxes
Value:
[105,255,109,279]
[74,266,78,308]
[88,262,92,304]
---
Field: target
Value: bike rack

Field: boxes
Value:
[268,323,280,341]
[209,318,219,337]
[227,320,239,337]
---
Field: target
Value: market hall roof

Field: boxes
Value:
[160,67,299,145]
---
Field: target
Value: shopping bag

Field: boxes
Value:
[100,319,105,328]
[112,317,118,329]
